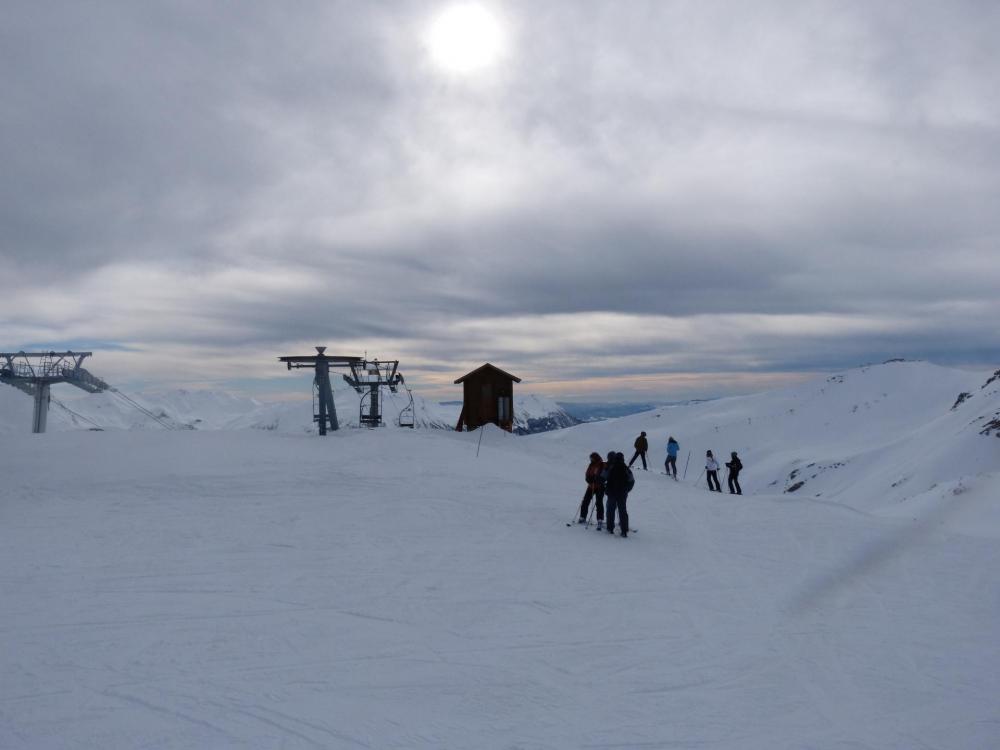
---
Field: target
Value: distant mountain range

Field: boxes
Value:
[0,383,582,436]
[556,402,658,422]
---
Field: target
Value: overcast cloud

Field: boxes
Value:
[2,0,998,400]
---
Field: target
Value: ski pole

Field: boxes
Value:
[476,424,486,457]
[682,450,691,479]
[695,467,705,485]
[568,491,587,526]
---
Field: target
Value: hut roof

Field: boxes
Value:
[454,363,522,385]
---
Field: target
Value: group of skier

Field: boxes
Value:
[578,451,635,537]
[577,433,744,536]
[704,448,743,494]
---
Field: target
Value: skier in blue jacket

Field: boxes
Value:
[665,436,679,479]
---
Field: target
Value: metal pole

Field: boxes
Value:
[682,450,691,479]
[32,383,50,434]
[315,374,327,435]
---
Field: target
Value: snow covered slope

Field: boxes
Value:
[228,388,455,432]
[0,385,578,434]
[532,360,1000,536]
[1,424,997,749]
[0,386,260,433]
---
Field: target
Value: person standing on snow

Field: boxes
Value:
[605,452,634,537]
[628,431,649,470]
[705,450,722,492]
[665,436,679,479]
[579,452,606,526]
[601,451,615,484]
[726,451,743,495]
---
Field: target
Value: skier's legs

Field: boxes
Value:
[729,474,742,494]
[628,450,641,468]
[619,495,629,534]
[707,470,721,491]
[595,487,605,521]
[606,494,619,532]
[580,485,594,520]
[666,456,677,477]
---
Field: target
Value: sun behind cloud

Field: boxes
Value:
[424,3,506,75]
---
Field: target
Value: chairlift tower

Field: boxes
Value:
[278,347,361,435]
[0,351,110,433]
[342,359,410,428]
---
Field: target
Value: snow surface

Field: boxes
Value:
[0,384,576,435]
[2,361,998,749]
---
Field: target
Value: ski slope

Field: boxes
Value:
[1,361,998,748]
[533,361,1000,536]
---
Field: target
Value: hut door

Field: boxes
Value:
[497,396,510,424]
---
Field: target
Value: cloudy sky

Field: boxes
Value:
[2,1,998,401]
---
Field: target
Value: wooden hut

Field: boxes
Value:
[454,363,521,432]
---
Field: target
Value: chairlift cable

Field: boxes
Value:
[50,397,105,430]
[107,387,177,430]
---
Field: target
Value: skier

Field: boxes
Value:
[605,452,634,537]
[665,436,679,479]
[705,450,722,492]
[601,450,615,483]
[726,451,743,495]
[628,431,649,470]
[579,452,606,526]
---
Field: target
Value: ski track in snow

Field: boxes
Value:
[2,364,999,749]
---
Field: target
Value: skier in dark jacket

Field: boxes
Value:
[665,436,679,479]
[725,452,743,495]
[579,452,606,525]
[628,431,649,470]
[605,452,633,537]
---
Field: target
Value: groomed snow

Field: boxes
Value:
[2,410,998,748]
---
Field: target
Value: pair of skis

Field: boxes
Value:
[565,519,636,533]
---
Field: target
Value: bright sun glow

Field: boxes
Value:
[426,3,505,75]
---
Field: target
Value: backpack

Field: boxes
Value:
[625,467,635,492]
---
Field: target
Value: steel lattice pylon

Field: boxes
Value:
[342,359,407,428]
[0,351,110,433]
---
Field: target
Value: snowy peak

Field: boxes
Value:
[513,393,581,434]
[967,368,1000,437]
